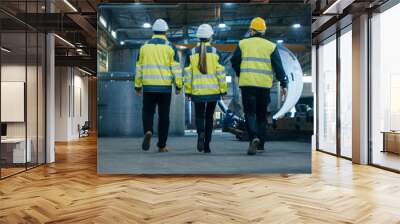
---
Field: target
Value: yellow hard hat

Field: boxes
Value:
[250,17,267,32]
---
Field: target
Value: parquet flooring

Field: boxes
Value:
[1,135,400,224]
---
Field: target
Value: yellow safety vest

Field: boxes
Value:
[135,35,183,92]
[184,42,227,101]
[239,37,276,88]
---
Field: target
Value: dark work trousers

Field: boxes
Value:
[241,87,271,146]
[142,92,172,148]
[194,101,217,145]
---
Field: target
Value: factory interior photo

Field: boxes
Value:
[1,0,400,223]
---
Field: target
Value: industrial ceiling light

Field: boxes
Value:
[143,23,151,28]
[292,24,301,28]
[218,23,227,28]
[54,34,75,48]
[111,30,117,39]
[322,0,346,15]
[78,67,93,76]
[277,40,284,44]
[63,0,78,12]
[120,41,125,45]
[1,47,11,53]
[99,16,107,28]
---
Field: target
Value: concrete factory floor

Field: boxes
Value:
[98,132,311,174]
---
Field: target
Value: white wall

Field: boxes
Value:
[55,67,89,141]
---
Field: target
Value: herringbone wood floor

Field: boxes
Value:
[1,135,400,224]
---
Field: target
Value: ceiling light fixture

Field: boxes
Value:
[99,16,107,28]
[78,67,93,76]
[63,0,78,12]
[292,23,301,28]
[111,30,117,39]
[277,40,284,44]
[218,23,227,28]
[322,0,345,15]
[54,34,75,48]
[1,47,11,53]
[120,41,125,45]
[143,23,151,28]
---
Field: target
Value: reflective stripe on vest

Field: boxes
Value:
[242,57,271,63]
[192,84,220,89]
[193,74,215,79]
[142,74,172,80]
[240,68,273,76]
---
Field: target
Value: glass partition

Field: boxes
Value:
[339,28,352,158]
[317,36,337,154]
[1,30,28,177]
[0,1,46,179]
[370,4,400,171]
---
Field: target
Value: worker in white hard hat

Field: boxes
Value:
[135,18,183,153]
[184,24,227,153]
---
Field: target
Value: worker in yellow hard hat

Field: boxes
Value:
[135,18,183,153]
[230,17,289,155]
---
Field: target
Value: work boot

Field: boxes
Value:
[142,131,152,151]
[204,143,211,153]
[197,132,205,152]
[159,146,169,153]
[247,138,260,155]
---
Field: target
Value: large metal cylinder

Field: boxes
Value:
[98,47,185,137]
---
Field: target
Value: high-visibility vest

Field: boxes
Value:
[238,37,276,88]
[135,35,183,92]
[184,42,227,102]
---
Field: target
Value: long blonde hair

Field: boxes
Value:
[198,38,209,74]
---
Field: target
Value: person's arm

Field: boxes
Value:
[184,57,193,98]
[134,47,143,93]
[271,48,288,89]
[170,44,183,91]
[215,54,228,95]
[230,45,242,77]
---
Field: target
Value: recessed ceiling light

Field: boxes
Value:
[120,41,125,45]
[111,30,117,39]
[143,23,151,28]
[63,0,78,12]
[99,16,107,28]
[78,67,92,76]
[54,34,75,48]
[218,23,227,28]
[292,24,301,28]
[1,47,11,53]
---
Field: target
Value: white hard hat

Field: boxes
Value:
[152,19,169,32]
[196,24,214,39]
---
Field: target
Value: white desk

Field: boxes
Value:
[1,138,31,163]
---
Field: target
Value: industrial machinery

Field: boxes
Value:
[218,46,312,141]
